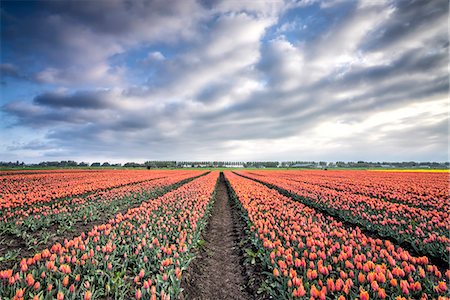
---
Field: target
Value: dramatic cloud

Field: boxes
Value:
[33,90,112,109]
[0,0,448,162]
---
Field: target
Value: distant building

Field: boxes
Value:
[291,163,316,168]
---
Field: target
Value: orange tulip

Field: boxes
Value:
[15,288,24,298]
[390,278,398,287]
[360,289,369,300]
[436,281,448,293]
[358,272,365,283]
[26,273,35,287]
[298,284,306,296]
[84,290,92,300]
[310,285,320,298]
[57,291,64,300]
[62,276,69,287]
[371,280,379,292]
[327,278,335,292]
[378,288,387,299]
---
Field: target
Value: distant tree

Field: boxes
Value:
[67,160,78,167]
[336,161,346,167]
[124,162,143,168]
[144,161,176,168]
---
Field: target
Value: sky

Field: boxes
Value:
[0,0,448,163]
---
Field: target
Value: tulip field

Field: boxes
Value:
[0,169,448,299]
[235,170,449,264]
[226,171,449,300]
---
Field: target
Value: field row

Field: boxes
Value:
[0,171,219,299]
[237,170,449,263]
[226,171,448,299]
[0,170,201,209]
[0,171,205,269]
[244,170,448,210]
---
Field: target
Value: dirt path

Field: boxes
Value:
[182,173,253,300]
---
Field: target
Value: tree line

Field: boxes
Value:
[1,160,448,169]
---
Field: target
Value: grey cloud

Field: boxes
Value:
[333,117,449,162]
[245,0,448,115]
[2,0,208,86]
[1,63,20,77]
[381,118,448,151]
[0,63,29,81]
[44,125,185,159]
[33,91,111,109]
[7,140,54,151]
[2,89,120,128]
[3,102,87,126]
[195,79,247,103]
[338,48,447,86]
[123,10,274,107]
[45,0,206,38]
[4,92,188,138]
[362,0,448,51]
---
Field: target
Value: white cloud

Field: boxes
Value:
[145,51,165,62]
[1,0,448,162]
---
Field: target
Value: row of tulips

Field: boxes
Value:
[0,170,188,209]
[0,170,92,176]
[237,171,449,262]
[0,170,203,223]
[0,171,219,299]
[225,171,449,299]
[247,170,448,211]
[0,171,205,268]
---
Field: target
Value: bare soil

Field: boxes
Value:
[182,174,255,300]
